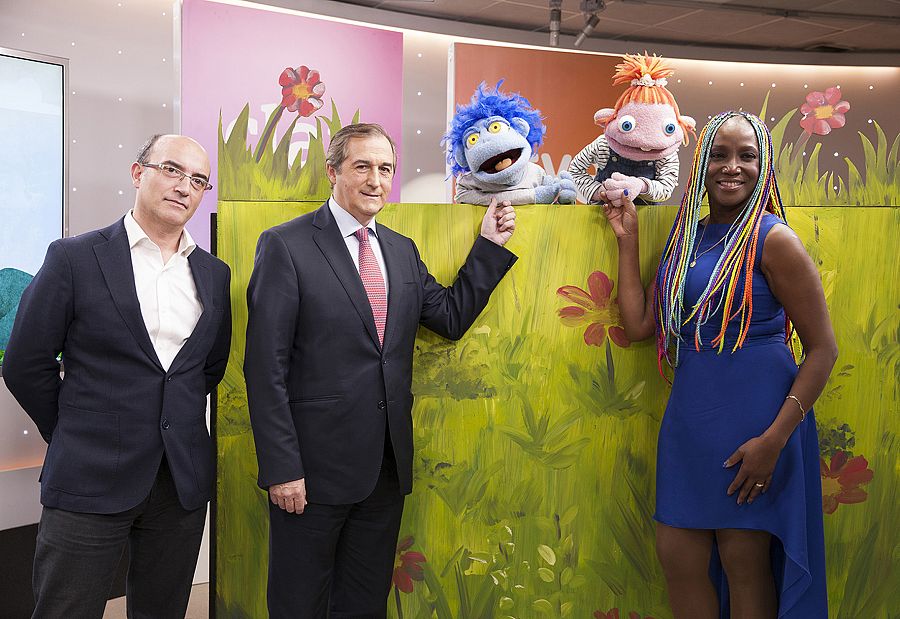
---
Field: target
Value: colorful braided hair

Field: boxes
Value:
[598,53,695,145]
[653,111,791,374]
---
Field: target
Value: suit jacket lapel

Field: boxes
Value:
[167,252,213,375]
[378,231,406,350]
[312,203,382,349]
[94,219,163,370]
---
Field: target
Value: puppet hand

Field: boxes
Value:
[556,171,576,204]
[603,173,646,207]
[534,179,561,204]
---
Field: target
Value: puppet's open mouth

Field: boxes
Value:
[479,149,523,173]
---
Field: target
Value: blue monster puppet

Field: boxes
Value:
[444,82,576,205]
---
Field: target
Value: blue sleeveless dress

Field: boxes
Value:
[654,213,828,618]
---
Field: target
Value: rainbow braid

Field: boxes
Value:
[654,111,790,376]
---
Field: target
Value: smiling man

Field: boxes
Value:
[3,134,232,618]
[244,123,517,618]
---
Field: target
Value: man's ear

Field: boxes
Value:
[511,117,530,138]
[594,108,616,127]
[453,144,469,171]
[326,163,337,186]
[131,162,143,188]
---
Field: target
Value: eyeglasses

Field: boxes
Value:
[141,162,212,192]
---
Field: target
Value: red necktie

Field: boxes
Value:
[354,228,387,345]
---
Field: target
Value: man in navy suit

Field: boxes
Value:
[3,134,231,618]
[244,123,517,617]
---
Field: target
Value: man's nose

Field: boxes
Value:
[174,175,192,194]
[366,167,381,187]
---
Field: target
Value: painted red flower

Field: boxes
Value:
[799,87,850,136]
[279,66,325,116]
[557,271,630,348]
[392,536,426,594]
[820,451,873,514]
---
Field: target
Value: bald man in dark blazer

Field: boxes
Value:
[244,123,517,618]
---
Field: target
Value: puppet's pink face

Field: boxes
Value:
[603,102,685,161]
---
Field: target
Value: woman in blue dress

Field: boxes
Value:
[600,111,837,618]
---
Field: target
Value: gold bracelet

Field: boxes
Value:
[786,394,806,422]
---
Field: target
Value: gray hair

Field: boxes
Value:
[325,123,396,171]
[135,134,163,164]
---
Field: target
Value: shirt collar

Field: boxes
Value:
[328,197,378,240]
[124,210,196,257]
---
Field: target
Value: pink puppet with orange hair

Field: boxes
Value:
[568,53,695,206]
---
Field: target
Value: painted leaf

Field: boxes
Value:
[537,544,557,566]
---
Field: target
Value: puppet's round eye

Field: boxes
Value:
[488,121,504,133]
[618,115,636,132]
[663,121,677,135]
[466,133,479,147]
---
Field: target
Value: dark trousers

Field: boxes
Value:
[31,457,206,619]
[267,447,405,619]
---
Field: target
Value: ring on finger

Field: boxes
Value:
[754,482,765,488]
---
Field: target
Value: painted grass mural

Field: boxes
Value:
[215,200,899,618]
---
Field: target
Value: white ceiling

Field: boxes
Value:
[328,0,900,54]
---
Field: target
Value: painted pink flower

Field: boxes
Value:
[557,271,630,348]
[279,66,325,116]
[799,87,849,136]
[820,451,873,515]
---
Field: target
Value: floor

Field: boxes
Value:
[103,583,210,618]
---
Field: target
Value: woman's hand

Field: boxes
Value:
[600,188,639,238]
[724,434,784,505]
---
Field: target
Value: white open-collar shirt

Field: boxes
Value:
[328,197,390,297]
[124,210,202,371]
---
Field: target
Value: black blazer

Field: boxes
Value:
[244,203,516,504]
[2,218,231,513]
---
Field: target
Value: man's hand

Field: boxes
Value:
[480,198,516,246]
[269,478,307,514]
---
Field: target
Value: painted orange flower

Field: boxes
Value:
[392,536,426,594]
[558,271,630,348]
[799,87,850,136]
[279,65,325,116]
[820,451,873,514]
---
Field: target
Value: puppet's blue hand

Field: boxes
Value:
[557,171,576,204]
[534,179,560,203]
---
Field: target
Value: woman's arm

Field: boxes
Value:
[725,223,838,504]
[601,190,656,342]
[760,224,838,442]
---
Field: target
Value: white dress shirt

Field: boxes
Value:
[124,211,203,371]
[328,198,390,297]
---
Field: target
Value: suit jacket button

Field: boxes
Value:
[377,401,386,410]
[161,419,170,429]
